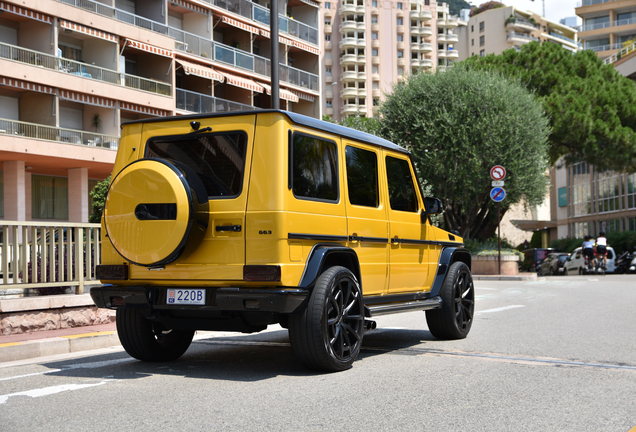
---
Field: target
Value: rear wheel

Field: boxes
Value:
[116,306,194,362]
[426,261,474,339]
[288,266,365,372]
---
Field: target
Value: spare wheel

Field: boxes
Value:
[104,158,208,267]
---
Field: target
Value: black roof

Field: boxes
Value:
[122,109,409,155]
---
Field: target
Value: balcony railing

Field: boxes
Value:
[176,88,254,113]
[508,32,538,42]
[603,41,636,64]
[577,0,613,6]
[582,17,636,32]
[0,118,119,149]
[58,0,318,46]
[0,222,101,295]
[548,32,577,45]
[0,42,171,96]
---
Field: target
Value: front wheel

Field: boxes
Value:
[116,306,194,362]
[288,266,365,372]
[426,261,474,339]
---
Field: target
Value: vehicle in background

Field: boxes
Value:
[564,246,616,274]
[521,248,555,273]
[536,252,570,276]
[614,251,633,274]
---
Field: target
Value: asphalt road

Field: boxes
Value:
[1,275,635,431]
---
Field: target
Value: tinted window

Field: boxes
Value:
[146,132,247,198]
[292,133,338,202]
[346,146,379,207]
[386,156,418,212]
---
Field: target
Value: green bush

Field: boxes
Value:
[549,237,582,254]
[464,237,522,258]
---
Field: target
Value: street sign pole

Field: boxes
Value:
[489,166,507,275]
[497,205,501,275]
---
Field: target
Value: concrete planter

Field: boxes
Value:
[471,254,520,275]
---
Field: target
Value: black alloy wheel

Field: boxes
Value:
[289,266,365,372]
[426,261,475,339]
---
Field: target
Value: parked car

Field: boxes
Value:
[90,110,473,372]
[564,246,616,274]
[537,252,570,276]
[521,248,555,272]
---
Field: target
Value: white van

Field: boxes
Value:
[564,246,616,274]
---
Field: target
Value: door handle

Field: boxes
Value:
[215,225,242,232]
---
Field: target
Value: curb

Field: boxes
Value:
[0,331,121,363]
[473,274,538,281]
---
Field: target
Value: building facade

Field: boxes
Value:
[456,5,578,60]
[321,0,459,121]
[1,0,321,223]
[576,0,636,58]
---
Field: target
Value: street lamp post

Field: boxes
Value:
[270,0,280,109]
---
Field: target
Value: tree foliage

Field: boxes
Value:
[379,68,550,240]
[462,42,636,172]
[339,115,382,136]
[89,176,110,223]
[446,0,472,16]
[469,1,505,17]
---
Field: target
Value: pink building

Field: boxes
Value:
[1,0,321,223]
[321,0,459,121]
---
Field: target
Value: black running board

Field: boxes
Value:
[366,296,443,317]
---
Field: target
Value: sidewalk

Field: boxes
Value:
[0,322,120,363]
[473,272,538,281]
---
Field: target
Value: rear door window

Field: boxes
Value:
[291,132,339,202]
[385,156,418,212]
[146,132,247,199]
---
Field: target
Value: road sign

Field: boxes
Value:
[490,165,506,181]
[492,180,504,187]
[490,187,506,202]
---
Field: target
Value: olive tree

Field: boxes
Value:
[380,68,550,239]
[89,176,110,223]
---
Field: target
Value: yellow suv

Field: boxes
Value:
[92,110,474,371]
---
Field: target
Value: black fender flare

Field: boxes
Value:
[298,244,361,289]
[430,247,471,296]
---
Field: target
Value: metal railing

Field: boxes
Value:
[577,0,614,6]
[0,222,101,295]
[603,41,636,64]
[176,88,254,113]
[58,0,318,45]
[0,42,171,96]
[581,17,636,32]
[548,32,577,45]
[0,118,119,149]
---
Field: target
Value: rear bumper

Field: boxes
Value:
[90,285,308,314]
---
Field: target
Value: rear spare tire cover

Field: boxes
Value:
[104,158,206,267]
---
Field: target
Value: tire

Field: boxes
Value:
[288,266,365,372]
[116,306,194,362]
[426,261,474,340]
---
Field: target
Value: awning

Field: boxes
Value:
[259,29,293,46]
[120,101,170,117]
[220,71,264,92]
[169,0,209,15]
[0,77,55,94]
[288,88,316,102]
[59,19,118,43]
[511,220,558,232]
[59,90,115,108]
[125,39,173,58]
[221,16,261,34]
[176,59,224,82]
[0,1,52,23]
[290,39,320,55]
[259,83,300,103]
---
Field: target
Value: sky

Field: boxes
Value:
[466,1,581,24]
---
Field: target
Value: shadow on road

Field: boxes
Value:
[41,327,440,381]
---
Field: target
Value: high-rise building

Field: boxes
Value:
[321,0,459,121]
[456,5,578,60]
[576,0,636,59]
[0,0,321,223]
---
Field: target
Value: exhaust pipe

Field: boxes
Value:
[364,319,377,331]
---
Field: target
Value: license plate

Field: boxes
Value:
[166,288,206,305]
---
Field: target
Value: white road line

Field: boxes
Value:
[0,358,133,382]
[0,380,111,405]
[477,305,526,314]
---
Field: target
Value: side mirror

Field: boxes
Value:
[421,197,443,223]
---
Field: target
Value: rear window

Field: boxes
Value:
[146,132,247,199]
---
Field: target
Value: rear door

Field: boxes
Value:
[130,115,255,281]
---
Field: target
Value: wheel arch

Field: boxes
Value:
[430,247,471,297]
[298,245,361,289]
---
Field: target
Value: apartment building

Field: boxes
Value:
[0,0,321,223]
[456,5,578,60]
[321,0,459,121]
[576,0,636,58]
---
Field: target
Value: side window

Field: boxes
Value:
[291,133,339,202]
[345,145,379,207]
[386,156,418,212]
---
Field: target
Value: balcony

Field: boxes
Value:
[0,42,171,96]
[508,32,539,43]
[341,70,359,81]
[421,42,433,51]
[546,32,578,47]
[0,118,118,149]
[341,20,358,32]
[506,18,539,32]
[446,33,459,42]
[176,89,254,114]
[341,87,358,98]
[421,26,433,36]
[341,54,358,65]
[411,42,422,52]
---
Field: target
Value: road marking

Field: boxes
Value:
[0,358,133,382]
[61,331,115,339]
[0,380,111,405]
[477,305,526,314]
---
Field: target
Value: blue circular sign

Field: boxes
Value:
[490,187,506,202]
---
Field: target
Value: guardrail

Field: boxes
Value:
[176,88,254,113]
[0,222,101,296]
[0,42,171,96]
[603,41,636,64]
[0,118,118,149]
